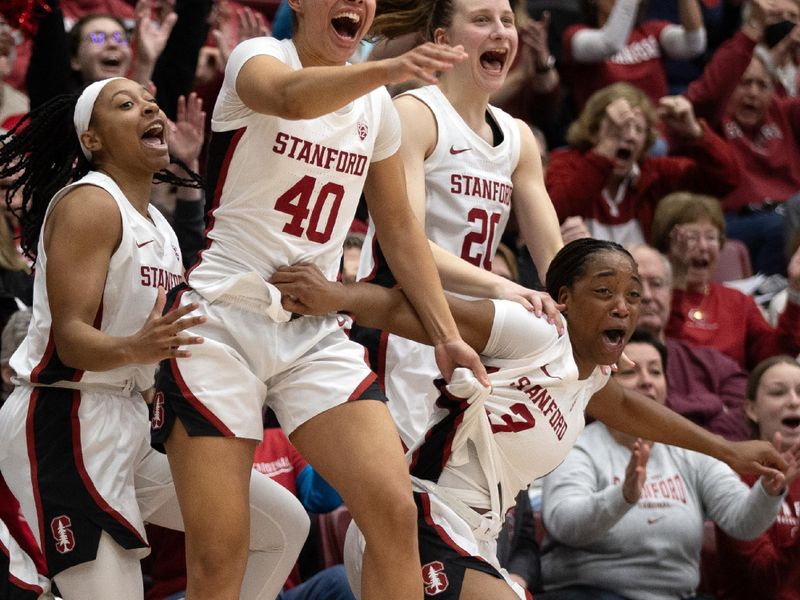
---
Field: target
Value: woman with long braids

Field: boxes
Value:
[0,78,309,600]
[271,238,790,600]
[354,0,564,449]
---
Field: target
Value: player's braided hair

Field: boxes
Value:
[0,92,204,261]
[545,238,634,300]
[371,0,455,41]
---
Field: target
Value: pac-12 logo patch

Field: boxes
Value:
[422,561,449,595]
[152,391,165,430]
[357,121,368,141]
[51,515,75,554]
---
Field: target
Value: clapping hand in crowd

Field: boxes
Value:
[167,92,206,170]
[658,95,703,140]
[622,438,652,504]
[761,433,800,495]
[212,0,270,73]
[131,0,178,84]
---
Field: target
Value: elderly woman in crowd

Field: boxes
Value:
[545,82,738,247]
[687,0,800,275]
[539,331,799,600]
[651,191,800,370]
[714,355,800,600]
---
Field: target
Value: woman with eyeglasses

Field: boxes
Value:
[26,0,210,118]
[651,191,800,370]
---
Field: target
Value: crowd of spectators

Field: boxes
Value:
[1,0,799,598]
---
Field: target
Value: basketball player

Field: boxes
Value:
[0,78,309,599]
[355,0,564,448]
[270,239,789,600]
[149,1,488,599]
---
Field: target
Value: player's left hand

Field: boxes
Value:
[434,338,490,387]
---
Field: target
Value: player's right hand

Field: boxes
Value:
[129,288,205,363]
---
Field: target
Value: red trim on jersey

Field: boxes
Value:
[29,334,55,385]
[0,532,45,594]
[376,330,389,393]
[186,126,247,280]
[347,371,378,402]
[0,474,45,573]
[170,358,235,437]
[25,388,46,568]
[420,492,491,563]
[69,391,147,546]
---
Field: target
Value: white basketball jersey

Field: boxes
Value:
[358,84,520,280]
[191,37,401,305]
[408,300,609,518]
[11,171,183,392]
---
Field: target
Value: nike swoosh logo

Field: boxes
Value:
[136,240,154,248]
[541,364,562,380]
[647,516,664,525]
[449,146,471,155]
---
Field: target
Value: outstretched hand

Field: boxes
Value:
[724,438,789,480]
[128,289,205,363]
[383,42,467,85]
[761,433,800,495]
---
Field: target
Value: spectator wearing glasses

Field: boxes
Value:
[651,191,800,370]
[26,0,212,120]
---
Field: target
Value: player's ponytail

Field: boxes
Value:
[0,93,87,260]
[372,0,455,41]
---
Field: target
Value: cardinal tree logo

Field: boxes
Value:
[51,515,75,554]
[151,391,165,430]
[422,561,449,595]
[357,121,368,141]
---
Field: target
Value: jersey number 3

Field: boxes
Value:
[275,175,344,244]
[489,402,536,434]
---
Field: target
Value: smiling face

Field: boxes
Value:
[747,361,800,451]
[612,341,667,405]
[291,0,375,65]
[728,58,774,130]
[70,16,132,83]
[435,0,518,93]
[85,78,170,172]
[559,250,642,375]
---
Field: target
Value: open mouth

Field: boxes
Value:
[480,49,508,73]
[601,328,626,350]
[689,258,710,268]
[141,122,166,149]
[100,56,122,68]
[331,12,361,40]
[782,416,800,430]
[616,147,632,161]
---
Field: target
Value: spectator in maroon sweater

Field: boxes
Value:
[651,191,800,370]
[545,81,739,246]
[686,0,800,275]
[631,244,751,440]
[714,355,800,600]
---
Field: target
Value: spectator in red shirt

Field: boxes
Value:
[562,0,706,110]
[546,82,738,246]
[686,0,800,275]
[651,191,800,370]
[714,355,800,600]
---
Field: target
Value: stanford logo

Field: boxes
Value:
[51,515,75,554]
[422,561,449,595]
[152,392,165,430]
[357,121,368,141]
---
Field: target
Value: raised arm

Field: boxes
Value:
[236,42,466,120]
[658,0,706,60]
[587,378,787,477]
[568,0,640,62]
[44,187,204,371]
[269,263,493,353]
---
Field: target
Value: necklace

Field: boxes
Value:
[687,284,711,323]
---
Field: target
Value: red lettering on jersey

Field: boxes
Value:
[273,131,289,155]
[450,174,462,194]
